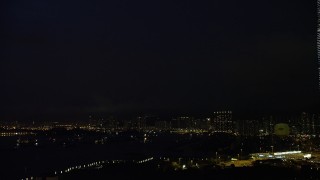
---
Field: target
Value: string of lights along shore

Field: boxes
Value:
[318,0,320,90]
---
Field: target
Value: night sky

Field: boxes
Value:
[0,0,319,121]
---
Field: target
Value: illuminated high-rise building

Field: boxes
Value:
[238,119,260,136]
[211,111,233,133]
[173,116,193,129]
[155,121,171,130]
[300,112,311,135]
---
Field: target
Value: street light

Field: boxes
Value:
[240,149,242,160]
[271,146,274,154]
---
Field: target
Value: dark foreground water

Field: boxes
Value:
[60,161,318,180]
[2,133,319,180]
[0,137,174,180]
